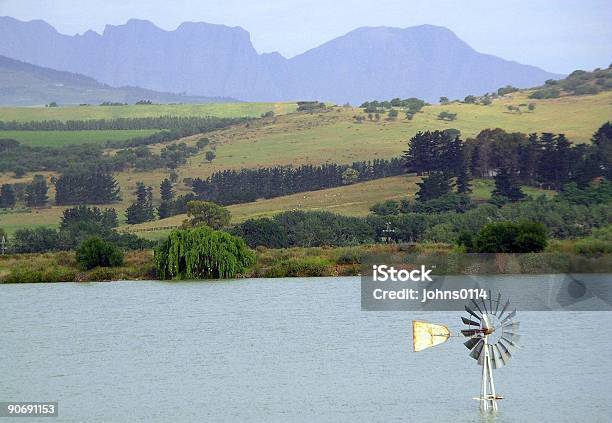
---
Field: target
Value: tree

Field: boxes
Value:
[155,226,255,279]
[341,168,359,185]
[473,221,547,253]
[230,218,288,249]
[54,168,120,205]
[537,133,573,189]
[464,95,477,104]
[438,111,457,121]
[403,130,463,176]
[0,184,16,208]
[439,96,449,104]
[76,237,124,270]
[205,151,216,162]
[592,122,612,180]
[387,109,399,120]
[158,178,175,219]
[60,205,118,230]
[528,103,536,111]
[370,200,401,215]
[24,175,48,207]
[456,162,472,194]
[125,182,155,224]
[182,200,230,229]
[196,137,210,149]
[416,172,452,202]
[491,167,525,203]
[13,227,59,253]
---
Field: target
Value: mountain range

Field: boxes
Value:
[0,55,232,106]
[0,16,562,104]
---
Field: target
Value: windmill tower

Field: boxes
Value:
[413,294,520,412]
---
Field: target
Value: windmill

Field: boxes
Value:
[412,293,520,411]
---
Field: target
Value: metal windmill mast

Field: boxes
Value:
[413,293,520,412]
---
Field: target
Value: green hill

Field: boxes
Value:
[0,87,609,237]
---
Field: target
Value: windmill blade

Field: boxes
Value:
[498,299,510,318]
[493,344,509,368]
[490,345,500,369]
[499,338,518,354]
[493,292,501,314]
[462,329,480,337]
[497,340,513,362]
[465,305,481,320]
[504,332,521,341]
[471,299,484,315]
[481,296,489,314]
[462,317,480,327]
[469,339,484,361]
[464,337,481,350]
[502,322,520,332]
[502,333,521,345]
[501,309,517,324]
[488,290,493,314]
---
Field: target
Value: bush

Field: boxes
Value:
[263,257,333,277]
[473,221,547,253]
[76,237,124,270]
[4,266,76,283]
[230,218,288,248]
[573,238,612,255]
[13,227,60,253]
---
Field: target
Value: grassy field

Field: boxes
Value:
[160,91,612,181]
[0,129,159,147]
[115,176,554,240]
[0,102,296,121]
[0,91,606,237]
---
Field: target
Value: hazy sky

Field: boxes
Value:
[1,0,610,74]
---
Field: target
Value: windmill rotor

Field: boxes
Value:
[412,292,519,412]
[462,293,520,370]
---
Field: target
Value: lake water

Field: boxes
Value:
[1,277,611,422]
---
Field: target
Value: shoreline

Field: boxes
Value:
[1,242,609,284]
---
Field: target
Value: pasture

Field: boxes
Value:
[0,129,159,147]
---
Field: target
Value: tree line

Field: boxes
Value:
[403,123,611,205]
[231,184,611,249]
[0,136,210,175]
[191,158,404,206]
[0,116,246,132]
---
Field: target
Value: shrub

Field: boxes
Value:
[4,266,76,283]
[76,237,124,270]
[13,227,60,253]
[573,238,612,255]
[473,221,547,253]
[335,247,363,265]
[263,257,333,278]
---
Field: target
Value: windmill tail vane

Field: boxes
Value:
[412,293,520,412]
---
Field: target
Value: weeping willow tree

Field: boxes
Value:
[155,226,255,280]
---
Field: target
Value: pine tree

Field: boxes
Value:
[158,178,175,219]
[456,161,472,194]
[54,168,121,205]
[126,182,155,224]
[0,184,16,208]
[25,175,48,207]
[416,172,452,202]
[492,167,525,202]
[592,122,612,180]
[160,178,174,203]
